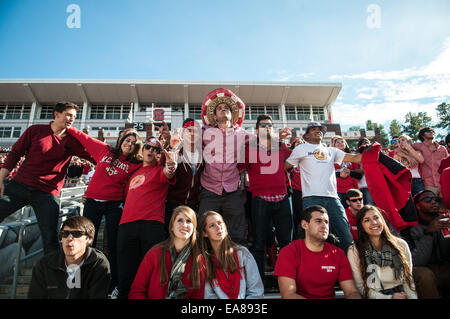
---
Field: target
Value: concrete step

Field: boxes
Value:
[0,283,29,296]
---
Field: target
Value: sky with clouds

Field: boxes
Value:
[0,0,449,135]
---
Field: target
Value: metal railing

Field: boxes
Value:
[8,184,87,299]
[10,210,80,299]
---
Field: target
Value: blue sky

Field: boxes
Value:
[1,0,449,135]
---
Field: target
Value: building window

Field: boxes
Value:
[188,105,201,120]
[265,106,280,120]
[286,106,297,121]
[250,106,265,120]
[312,107,325,121]
[0,104,32,120]
[297,106,310,121]
[40,106,54,119]
[0,127,21,138]
[105,105,122,120]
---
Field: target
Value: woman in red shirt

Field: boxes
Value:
[129,205,205,299]
[67,127,143,292]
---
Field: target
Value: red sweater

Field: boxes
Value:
[67,127,141,201]
[345,208,358,241]
[3,124,92,195]
[120,164,175,225]
[129,245,206,299]
[245,140,292,198]
[335,162,359,194]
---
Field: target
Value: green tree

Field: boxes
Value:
[402,112,432,141]
[389,120,402,138]
[365,120,389,146]
[435,102,450,132]
[349,126,362,131]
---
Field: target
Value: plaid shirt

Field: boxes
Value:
[258,194,286,202]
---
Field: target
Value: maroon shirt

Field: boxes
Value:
[3,124,92,196]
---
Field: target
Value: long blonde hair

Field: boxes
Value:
[158,206,202,289]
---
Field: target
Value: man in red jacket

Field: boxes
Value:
[0,101,92,255]
[244,114,293,279]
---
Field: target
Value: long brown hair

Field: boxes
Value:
[198,211,239,283]
[354,205,415,297]
[158,206,202,289]
[109,129,143,166]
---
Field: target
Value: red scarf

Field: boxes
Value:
[212,251,241,299]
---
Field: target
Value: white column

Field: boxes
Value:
[184,102,189,120]
[280,104,287,127]
[28,101,37,126]
[309,104,314,121]
[80,102,88,130]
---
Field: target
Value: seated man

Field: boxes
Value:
[274,205,361,299]
[406,190,450,298]
[28,216,111,299]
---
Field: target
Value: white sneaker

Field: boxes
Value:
[110,287,119,299]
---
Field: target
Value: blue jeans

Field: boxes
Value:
[250,196,293,279]
[411,178,425,197]
[360,187,375,205]
[0,180,61,255]
[302,196,354,252]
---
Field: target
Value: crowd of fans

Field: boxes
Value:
[0,92,449,300]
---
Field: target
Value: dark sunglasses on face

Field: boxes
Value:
[349,197,363,203]
[420,196,440,203]
[143,144,161,153]
[391,139,399,144]
[259,123,273,128]
[59,230,87,239]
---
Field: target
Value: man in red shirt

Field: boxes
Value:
[274,205,361,299]
[244,114,293,279]
[0,102,92,255]
[344,189,364,241]
[116,137,177,299]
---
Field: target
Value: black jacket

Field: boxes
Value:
[28,247,111,299]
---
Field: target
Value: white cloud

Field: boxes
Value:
[267,69,315,81]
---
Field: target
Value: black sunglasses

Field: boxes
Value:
[143,144,161,153]
[420,196,440,203]
[349,197,363,203]
[59,230,87,239]
[259,123,273,128]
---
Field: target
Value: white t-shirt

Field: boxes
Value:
[286,143,345,198]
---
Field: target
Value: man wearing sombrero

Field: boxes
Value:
[199,88,249,245]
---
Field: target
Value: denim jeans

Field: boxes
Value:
[250,196,293,279]
[302,196,354,252]
[0,180,60,255]
[360,187,375,205]
[83,198,123,291]
[411,178,425,197]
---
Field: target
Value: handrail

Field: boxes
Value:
[10,210,79,299]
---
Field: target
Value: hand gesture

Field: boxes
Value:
[170,129,183,150]
[156,121,171,142]
[279,127,292,140]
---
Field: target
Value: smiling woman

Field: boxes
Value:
[347,205,417,299]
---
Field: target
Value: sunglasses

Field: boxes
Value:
[143,144,161,153]
[390,139,399,144]
[259,123,273,128]
[420,196,440,203]
[349,198,363,203]
[59,230,88,239]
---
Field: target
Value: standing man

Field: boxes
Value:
[413,127,448,197]
[285,122,361,253]
[274,205,361,299]
[0,102,92,255]
[388,136,400,158]
[244,114,293,279]
[28,216,111,299]
[199,88,249,245]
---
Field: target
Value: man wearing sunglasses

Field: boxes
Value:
[405,190,450,298]
[28,216,111,299]
[244,114,294,279]
[344,189,364,241]
[116,137,177,299]
[388,136,400,158]
[413,127,448,198]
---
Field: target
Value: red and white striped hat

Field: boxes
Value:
[201,88,245,127]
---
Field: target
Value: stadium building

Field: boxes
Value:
[0,79,378,146]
